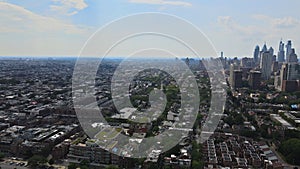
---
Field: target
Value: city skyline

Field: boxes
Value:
[0,1,300,168]
[1,0,300,57]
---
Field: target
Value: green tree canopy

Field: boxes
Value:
[278,138,300,165]
[27,155,48,168]
[105,165,119,169]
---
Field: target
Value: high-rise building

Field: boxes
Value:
[241,67,252,80]
[229,64,241,89]
[260,51,273,80]
[241,57,254,68]
[274,75,281,91]
[261,43,268,53]
[275,63,300,92]
[278,40,285,62]
[259,43,268,66]
[232,70,243,89]
[272,61,279,73]
[249,71,262,90]
[232,57,239,66]
[286,63,300,80]
[185,57,190,66]
[253,45,260,64]
[287,48,298,63]
[199,59,205,70]
[286,40,292,62]
[229,64,236,87]
[272,55,276,62]
[269,47,274,56]
[219,52,227,69]
[282,81,299,92]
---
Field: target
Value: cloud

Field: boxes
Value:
[272,17,300,28]
[217,16,264,37]
[0,2,93,56]
[218,15,300,38]
[251,14,271,21]
[128,0,192,7]
[217,16,234,27]
[50,0,88,16]
[253,15,300,28]
[0,2,89,34]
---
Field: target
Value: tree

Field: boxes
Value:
[259,124,271,139]
[234,114,244,125]
[0,153,5,161]
[79,159,89,169]
[285,130,300,139]
[152,126,159,133]
[163,165,172,169]
[278,138,300,165]
[80,165,89,169]
[191,142,204,169]
[67,163,77,169]
[105,165,119,169]
[192,161,201,169]
[27,155,48,168]
[48,158,54,165]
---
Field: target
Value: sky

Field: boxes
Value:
[1,0,300,57]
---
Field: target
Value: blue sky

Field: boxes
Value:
[1,0,300,57]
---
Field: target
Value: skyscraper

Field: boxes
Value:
[185,57,190,66]
[229,65,242,89]
[286,63,300,80]
[269,47,274,56]
[276,63,300,92]
[229,63,240,88]
[249,71,262,90]
[241,57,254,68]
[272,61,279,73]
[230,63,236,86]
[259,43,268,66]
[260,51,273,80]
[253,45,260,64]
[286,40,292,62]
[232,70,243,89]
[288,48,298,63]
[262,43,268,53]
[278,40,285,62]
